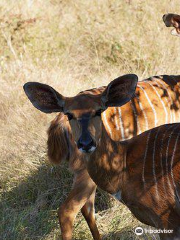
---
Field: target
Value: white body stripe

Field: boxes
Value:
[154,80,172,123]
[137,98,149,131]
[170,132,180,203]
[114,107,120,131]
[118,108,125,140]
[130,100,142,134]
[142,130,151,186]
[160,125,175,198]
[102,111,113,138]
[103,78,180,142]
[146,82,168,124]
[165,125,178,195]
[138,85,158,127]
[152,127,161,199]
[155,79,176,123]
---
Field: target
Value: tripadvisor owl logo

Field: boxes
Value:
[134,227,173,235]
[134,227,144,235]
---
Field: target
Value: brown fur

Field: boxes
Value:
[87,123,180,240]
[47,75,180,240]
[48,113,70,164]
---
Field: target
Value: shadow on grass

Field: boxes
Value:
[0,161,112,240]
[0,162,67,240]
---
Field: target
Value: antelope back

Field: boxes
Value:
[102,75,180,141]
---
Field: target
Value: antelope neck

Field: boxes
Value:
[87,123,127,194]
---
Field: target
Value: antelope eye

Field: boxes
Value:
[65,112,74,121]
[95,109,102,117]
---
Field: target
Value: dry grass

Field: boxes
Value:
[0,0,180,239]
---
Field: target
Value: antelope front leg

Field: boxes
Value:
[58,169,101,240]
[81,187,101,240]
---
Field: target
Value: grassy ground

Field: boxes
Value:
[0,0,180,239]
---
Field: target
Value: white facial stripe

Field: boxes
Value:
[130,99,141,134]
[138,85,157,127]
[146,82,168,124]
[142,130,151,186]
[102,111,113,138]
[118,108,125,140]
[170,131,180,203]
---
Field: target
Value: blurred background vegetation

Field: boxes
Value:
[0,0,180,239]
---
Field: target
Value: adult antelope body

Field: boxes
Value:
[24,74,180,240]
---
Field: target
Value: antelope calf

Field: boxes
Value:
[24,74,180,240]
[163,13,180,37]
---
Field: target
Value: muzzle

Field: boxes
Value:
[77,117,96,153]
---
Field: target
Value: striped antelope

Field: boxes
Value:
[24,74,180,240]
[163,13,180,37]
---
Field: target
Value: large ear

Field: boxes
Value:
[163,13,180,37]
[23,82,65,113]
[101,74,138,109]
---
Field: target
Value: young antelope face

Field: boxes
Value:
[23,74,138,154]
[63,94,103,153]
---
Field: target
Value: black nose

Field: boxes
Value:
[77,138,96,153]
